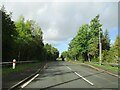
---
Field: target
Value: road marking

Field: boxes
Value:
[21,74,39,88]
[66,66,72,70]
[66,65,94,86]
[74,72,94,86]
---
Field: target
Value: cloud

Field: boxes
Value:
[37,4,48,15]
[1,1,118,47]
[100,2,118,29]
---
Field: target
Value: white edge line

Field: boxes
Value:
[74,72,94,86]
[21,74,39,88]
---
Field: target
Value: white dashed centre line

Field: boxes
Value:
[66,66,94,86]
[66,66,72,70]
[74,72,94,86]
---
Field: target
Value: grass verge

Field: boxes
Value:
[85,62,119,71]
[2,62,43,76]
[67,60,119,71]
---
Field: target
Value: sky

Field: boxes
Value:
[1,0,119,55]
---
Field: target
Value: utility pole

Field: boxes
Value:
[99,30,102,65]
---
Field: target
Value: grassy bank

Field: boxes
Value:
[82,61,118,71]
[2,62,44,76]
[88,62,119,71]
[67,60,119,71]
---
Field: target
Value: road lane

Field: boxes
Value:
[74,72,94,86]
[24,60,118,89]
[64,61,118,88]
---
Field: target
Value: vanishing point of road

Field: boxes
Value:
[22,60,118,89]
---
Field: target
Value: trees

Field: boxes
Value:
[65,15,116,63]
[44,43,59,61]
[15,16,32,60]
[1,6,18,61]
[88,15,102,61]
[101,29,110,51]
[2,6,59,62]
[101,29,111,62]
[15,16,59,61]
[67,15,103,62]
[109,35,119,63]
[77,24,89,61]
[68,24,89,62]
[61,51,68,59]
[114,35,120,51]
[102,35,119,63]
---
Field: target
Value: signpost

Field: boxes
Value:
[13,59,16,69]
[99,30,102,65]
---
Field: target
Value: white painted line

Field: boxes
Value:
[65,65,94,86]
[66,66,72,70]
[74,72,94,86]
[21,74,39,88]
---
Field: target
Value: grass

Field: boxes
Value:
[67,60,119,71]
[2,62,43,76]
[86,62,119,71]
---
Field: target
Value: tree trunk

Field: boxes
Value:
[88,53,90,62]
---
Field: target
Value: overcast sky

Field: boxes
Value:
[1,0,119,54]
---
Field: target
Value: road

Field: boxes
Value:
[22,60,118,89]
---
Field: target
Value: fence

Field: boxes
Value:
[1,61,35,67]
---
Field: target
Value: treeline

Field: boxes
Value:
[2,6,59,62]
[61,15,119,63]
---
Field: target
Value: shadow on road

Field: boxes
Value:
[40,77,81,89]
[38,71,104,89]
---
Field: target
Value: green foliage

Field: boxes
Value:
[101,29,110,51]
[88,37,99,59]
[101,36,119,63]
[114,35,120,58]
[2,5,117,64]
[67,15,102,62]
[89,62,118,71]
[2,6,59,62]
[44,43,59,61]
[88,15,102,61]
[1,6,18,61]
[66,14,114,63]
[102,50,109,62]
[114,35,120,52]
[61,51,68,59]
[68,24,89,61]
[3,63,44,76]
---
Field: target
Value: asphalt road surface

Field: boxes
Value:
[23,60,118,89]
